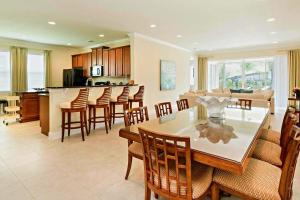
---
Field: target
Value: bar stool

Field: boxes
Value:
[110,86,130,124]
[60,88,89,142]
[128,86,144,108]
[88,87,112,134]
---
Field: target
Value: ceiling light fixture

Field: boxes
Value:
[150,24,157,28]
[98,34,104,37]
[176,34,182,38]
[266,18,275,22]
[48,21,56,25]
[270,31,277,35]
[272,41,279,44]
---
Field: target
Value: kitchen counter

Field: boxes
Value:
[47,84,138,89]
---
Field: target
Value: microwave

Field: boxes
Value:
[90,65,104,77]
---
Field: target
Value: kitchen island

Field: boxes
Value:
[45,85,139,139]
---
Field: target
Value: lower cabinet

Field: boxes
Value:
[17,92,40,123]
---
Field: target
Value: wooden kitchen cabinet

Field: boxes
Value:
[103,49,109,76]
[92,48,97,66]
[109,49,116,76]
[123,45,131,77]
[72,45,130,77]
[115,47,123,76]
[77,54,83,67]
[17,92,40,123]
[96,48,103,65]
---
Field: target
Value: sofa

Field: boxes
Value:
[179,88,275,114]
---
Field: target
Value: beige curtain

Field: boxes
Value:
[11,46,28,92]
[288,49,300,96]
[198,57,208,90]
[44,50,51,87]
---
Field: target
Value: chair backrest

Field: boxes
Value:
[280,111,298,149]
[117,86,130,102]
[97,87,112,105]
[133,85,144,100]
[138,127,193,200]
[280,107,295,136]
[279,126,300,200]
[5,96,19,106]
[71,88,89,109]
[176,99,189,111]
[124,106,149,127]
[155,102,172,118]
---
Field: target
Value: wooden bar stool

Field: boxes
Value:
[128,86,144,108]
[154,102,172,118]
[176,98,189,111]
[60,88,89,142]
[110,86,130,124]
[88,87,112,134]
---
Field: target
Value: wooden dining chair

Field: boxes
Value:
[177,99,189,111]
[252,113,298,167]
[138,127,213,200]
[212,125,300,200]
[154,102,172,118]
[260,106,295,145]
[124,106,149,180]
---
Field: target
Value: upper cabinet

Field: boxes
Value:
[72,45,131,77]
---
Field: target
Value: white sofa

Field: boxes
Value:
[180,88,275,114]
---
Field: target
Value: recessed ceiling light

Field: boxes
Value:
[176,34,182,38]
[266,18,275,22]
[272,41,279,44]
[98,34,104,37]
[67,43,71,46]
[270,31,277,35]
[150,24,157,28]
[48,21,56,25]
[193,42,199,45]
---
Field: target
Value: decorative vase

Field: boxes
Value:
[196,96,230,118]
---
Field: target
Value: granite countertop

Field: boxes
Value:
[47,84,138,89]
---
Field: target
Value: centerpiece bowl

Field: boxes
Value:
[197,96,231,119]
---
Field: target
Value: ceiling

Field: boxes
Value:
[0,0,300,52]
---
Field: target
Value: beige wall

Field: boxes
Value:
[130,34,192,112]
[0,37,81,87]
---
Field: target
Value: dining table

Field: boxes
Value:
[119,105,270,175]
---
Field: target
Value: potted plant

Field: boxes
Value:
[293,87,300,98]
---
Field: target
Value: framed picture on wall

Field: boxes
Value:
[160,60,176,90]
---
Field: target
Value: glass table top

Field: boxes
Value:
[127,105,269,163]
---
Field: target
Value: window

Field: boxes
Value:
[208,57,274,91]
[0,50,11,91]
[189,58,196,87]
[27,52,44,89]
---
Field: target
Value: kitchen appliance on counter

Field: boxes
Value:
[91,65,104,77]
[95,81,110,86]
[63,68,84,87]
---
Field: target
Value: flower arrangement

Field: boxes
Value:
[293,87,300,98]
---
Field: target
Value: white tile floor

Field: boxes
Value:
[0,109,299,200]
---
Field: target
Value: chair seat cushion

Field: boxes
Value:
[88,99,97,105]
[252,139,282,166]
[213,158,281,200]
[60,102,71,109]
[128,96,134,100]
[128,142,143,157]
[260,129,280,145]
[154,162,213,199]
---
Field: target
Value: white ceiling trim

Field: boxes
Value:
[130,32,191,53]
[84,38,130,49]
